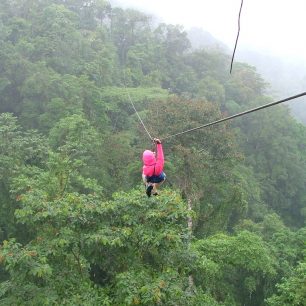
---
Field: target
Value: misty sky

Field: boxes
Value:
[112,0,306,61]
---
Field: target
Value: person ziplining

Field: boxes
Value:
[142,138,166,197]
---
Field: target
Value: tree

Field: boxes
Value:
[196,76,225,104]
[0,113,47,243]
[1,156,195,304]
[144,96,245,235]
[267,260,306,306]
[193,231,276,306]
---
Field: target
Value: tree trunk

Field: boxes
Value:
[187,198,194,291]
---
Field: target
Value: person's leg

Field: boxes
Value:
[143,174,154,197]
[152,173,166,195]
[152,183,158,194]
[146,183,154,197]
[152,180,165,194]
[142,174,147,185]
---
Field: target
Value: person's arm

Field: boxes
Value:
[154,139,164,173]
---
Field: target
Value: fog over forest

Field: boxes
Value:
[187,27,306,123]
[237,50,306,123]
[113,0,306,124]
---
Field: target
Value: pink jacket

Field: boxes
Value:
[142,143,164,177]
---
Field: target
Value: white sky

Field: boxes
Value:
[112,0,306,61]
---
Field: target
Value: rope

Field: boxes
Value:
[125,89,153,141]
[122,64,153,141]
[230,0,244,74]
[161,92,306,141]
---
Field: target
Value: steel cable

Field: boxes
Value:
[161,92,306,141]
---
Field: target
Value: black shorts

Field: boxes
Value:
[146,172,166,183]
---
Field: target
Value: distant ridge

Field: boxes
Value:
[187,27,228,51]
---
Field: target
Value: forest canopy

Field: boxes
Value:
[0,1,305,305]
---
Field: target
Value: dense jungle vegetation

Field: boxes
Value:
[0,1,305,305]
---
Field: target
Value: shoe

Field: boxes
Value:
[146,185,153,197]
[152,192,159,196]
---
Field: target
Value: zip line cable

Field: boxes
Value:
[161,92,306,141]
[230,0,244,74]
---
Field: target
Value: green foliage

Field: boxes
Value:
[100,86,169,132]
[225,63,267,104]
[1,167,193,304]
[236,214,306,293]
[193,231,277,305]
[237,103,306,226]
[267,260,306,306]
[196,76,225,104]
[1,1,306,304]
[0,113,47,242]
